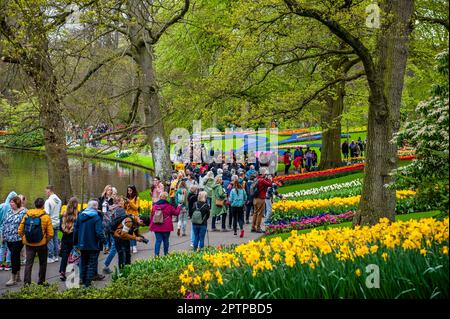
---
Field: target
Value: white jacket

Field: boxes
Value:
[45,194,62,228]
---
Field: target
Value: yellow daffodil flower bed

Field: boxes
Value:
[271,190,417,221]
[180,217,449,299]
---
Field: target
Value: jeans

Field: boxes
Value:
[231,206,244,233]
[190,223,195,245]
[154,232,170,256]
[104,237,117,268]
[227,206,233,229]
[177,207,188,234]
[245,202,253,222]
[104,233,112,250]
[130,239,137,248]
[6,241,23,274]
[59,241,74,274]
[264,199,273,224]
[0,240,11,264]
[284,163,291,175]
[252,198,265,231]
[192,225,207,250]
[211,214,226,230]
[47,226,60,259]
[116,238,131,269]
[79,250,98,287]
[24,245,48,285]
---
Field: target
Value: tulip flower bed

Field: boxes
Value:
[281,179,362,199]
[179,218,449,299]
[275,155,416,186]
[270,190,416,222]
[265,211,355,235]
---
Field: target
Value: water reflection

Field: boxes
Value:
[0,149,152,202]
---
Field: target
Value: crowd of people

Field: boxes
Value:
[283,146,319,174]
[0,160,284,289]
[341,137,366,159]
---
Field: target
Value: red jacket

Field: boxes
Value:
[149,200,180,233]
[256,177,272,199]
[283,152,292,165]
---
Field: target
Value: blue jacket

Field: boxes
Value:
[0,191,17,234]
[73,208,106,251]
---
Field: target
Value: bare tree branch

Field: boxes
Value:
[151,0,190,43]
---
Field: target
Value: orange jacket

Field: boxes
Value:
[126,197,140,217]
[18,209,54,246]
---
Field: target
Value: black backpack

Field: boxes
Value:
[24,213,45,243]
[249,178,259,199]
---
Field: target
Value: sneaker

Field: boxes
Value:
[47,257,56,264]
[190,243,194,247]
[132,246,138,254]
[240,229,244,238]
[4,264,11,271]
[251,229,256,233]
[54,257,59,262]
[103,267,112,274]
[59,272,66,281]
[233,232,237,236]
[177,228,181,237]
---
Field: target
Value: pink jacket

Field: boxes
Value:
[149,200,180,233]
[151,183,165,203]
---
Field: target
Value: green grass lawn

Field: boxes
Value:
[262,210,442,241]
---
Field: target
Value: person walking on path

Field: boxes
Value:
[2,196,26,286]
[342,141,349,160]
[251,168,272,233]
[73,200,106,288]
[202,171,215,207]
[98,185,114,255]
[59,197,78,282]
[229,180,247,238]
[210,176,228,232]
[175,181,189,237]
[264,181,283,225]
[151,177,165,203]
[125,185,140,254]
[102,196,125,274]
[188,185,199,247]
[0,191,16,271]
[283,149,292,175]
[18,198,54,286]
[44,185,62,264]
[149,192,181,256]
[190,191,210,251]
[113,202,144,270]
[245,174,256,224]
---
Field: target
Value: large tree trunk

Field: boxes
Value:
[27,46,73,204]
[132,43,172,182]
[353,0,413,225]
[319,81,345,170]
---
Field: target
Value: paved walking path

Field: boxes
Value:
[0,221,262,295]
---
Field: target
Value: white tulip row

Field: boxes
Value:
[281,179,363,198]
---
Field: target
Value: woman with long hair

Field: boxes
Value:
[126,185,140,253]
[151,177,164,203]
[2,196,26,286]
[99,185,114,254]
[229,180,247,238]
[59,197,79,281]
[175,181,188,237]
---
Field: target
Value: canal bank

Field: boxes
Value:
[0,146,153,202]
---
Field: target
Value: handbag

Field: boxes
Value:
[215,198,225,207]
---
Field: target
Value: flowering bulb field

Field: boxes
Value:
[179,218,449,299]
[270,190,416,222]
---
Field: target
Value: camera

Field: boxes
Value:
[140,236,149,244]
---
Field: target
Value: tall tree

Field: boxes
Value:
[0,0,78,203]
[283,0,415,225]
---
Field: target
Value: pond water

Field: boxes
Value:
[0,149,152,203]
